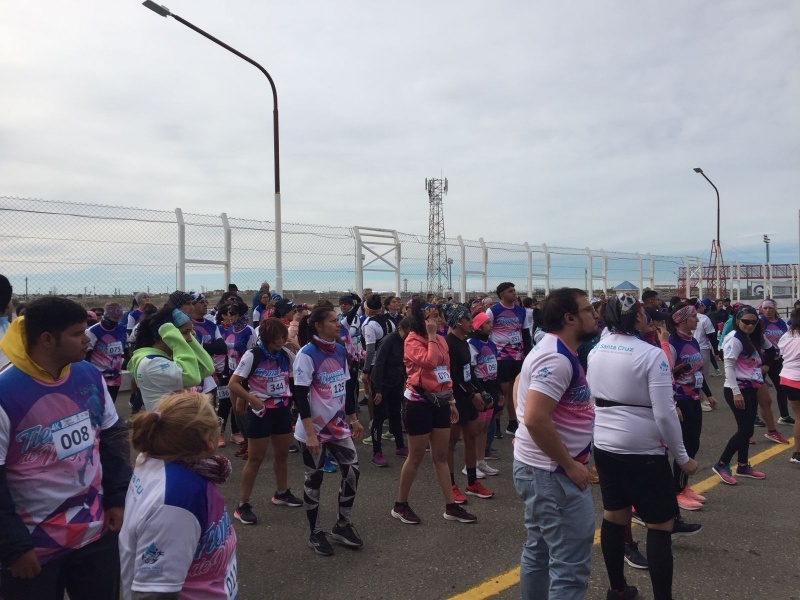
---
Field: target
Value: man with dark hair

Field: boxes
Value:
[486,282,532,437]
[513,287,598,600]
[0,275,13,368]
[0,297,131,598]
[642,290,660,308]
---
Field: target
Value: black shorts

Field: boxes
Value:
[497,359,523,384]
[245,405,294,439]
[594,446,678,525]
[454,394,479,425]
[403,400,451,436]
[783,384,800,402]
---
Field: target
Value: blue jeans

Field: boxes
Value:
[513,460,594,600]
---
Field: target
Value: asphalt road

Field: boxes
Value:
[120,374,799,600]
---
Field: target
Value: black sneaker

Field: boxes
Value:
[308,531,334,556]
[778,415,796,425]
[606,585,638,599]
[754,415,766,427]
[391,502,421,524]
[630,511,645,527]
[358,397,369,406]
[331,522,363,547]
[672,516,702,538]
[272,489,303,507]
[790,452,800,464]
[623,541,648,570]
[234,502,258,525]
[288,443,299,453]
[443,505,477,523]
[505,420,519,436]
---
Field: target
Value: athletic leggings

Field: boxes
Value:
[766,359,789,418]
[371,382,405,453]
[215,387,240,435]
[673,398,702,492]
[719,387,759,465]
[300,437,360,533]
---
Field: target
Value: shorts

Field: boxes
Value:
[593,446,678,525]
[245,405,294,439]
[403,399,451,436]
[455,394,479,426]
[782,382,800,402]
[497,359,523,384]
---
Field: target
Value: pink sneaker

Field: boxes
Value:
[676,489,702,511]
[684,487,706,503]
[735,463,766,479]
[452,484,467,504]
[395,447,409,458]
[712,462,737,485]
[764,430,790,445]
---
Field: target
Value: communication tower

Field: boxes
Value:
[425,176,449,295]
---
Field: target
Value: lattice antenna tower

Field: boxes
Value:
[425,176,449,295]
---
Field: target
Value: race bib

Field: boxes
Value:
[752,367,764,383]
[331,379,346,398]
[202,334,212,344]
[463,364,471,382]
[508,331,521,346]
[434,365,451,384]
[106,341,124,356]
[50,411,95,460]
[216,386,230,400]
[694,371,704,389]
[224,553,239,600]
[267,376,287,397]
[486,358,498,375]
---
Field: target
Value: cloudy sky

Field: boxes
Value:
[2,0,799,267]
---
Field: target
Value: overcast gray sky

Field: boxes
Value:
[2,0,798,265]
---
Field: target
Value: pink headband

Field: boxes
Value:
[672,305,696,324]
[761,300,777,309]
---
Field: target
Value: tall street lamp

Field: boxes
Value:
[143,1,283,294]
[763,234,770,264]
[693,167,721,297]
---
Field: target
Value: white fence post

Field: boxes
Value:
[636,252,643,297]
[585,248,593,295]
[524,242,533,297]
[736,262,741,301]
[479,238,488,294]
[175,208,186,291]
[543,244,551,295]
[353,228,363,298]
[684,256,691,298]
[458,236,467,300]
[221,213,231,289]
[697,258,704,299]
[648,253,655,290]
[600,249,608,297]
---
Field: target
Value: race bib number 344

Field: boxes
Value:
[50,411,95,460]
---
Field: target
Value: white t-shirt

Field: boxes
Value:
[721,330,770,395]
[693,313,715,350]
[587,333,689,465]
[363,316,395,366]
[778,331,800,382]
[513,333,595,471]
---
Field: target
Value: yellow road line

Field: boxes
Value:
[448,439,795,600]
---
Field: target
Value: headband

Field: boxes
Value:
[761,300,777,309]
[672,305,696,324]
[617,293,639,315]
[736,306,758,320]
[443,303,470,329]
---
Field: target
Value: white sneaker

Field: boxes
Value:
[461,465,486,479]
[710,369,721,377]
[477,460,499,476]
[700,399,712,412]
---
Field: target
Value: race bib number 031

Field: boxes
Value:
[50,411,95,460]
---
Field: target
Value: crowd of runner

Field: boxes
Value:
[0,272,798,599]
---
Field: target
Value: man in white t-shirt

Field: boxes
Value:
[513,288,598,600]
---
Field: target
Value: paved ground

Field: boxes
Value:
[120,375,799,600]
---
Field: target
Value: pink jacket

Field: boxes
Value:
[403,331,452,394]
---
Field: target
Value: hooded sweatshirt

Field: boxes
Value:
[128,323,214,412]
[0,317,131,568]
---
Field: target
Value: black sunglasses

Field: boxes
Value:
[739,319,758,326]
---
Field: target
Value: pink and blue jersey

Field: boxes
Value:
[339,322,358,363]
[293,343,351,443]
[232,347,293,410]
[120,456,238,600]
[225,326,255,371]
[487,303,527,361]
[468,337,499,381]
[0,362,119,564]
[760,317,787,356]
[669,335,704,401]
[86,322,128,386]
[193,318,226,375]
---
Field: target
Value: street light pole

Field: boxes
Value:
[693,167,721,297]
[763,235,770,264]
[142,1,283,294]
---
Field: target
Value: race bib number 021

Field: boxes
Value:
[224,553,239,599]
[50,411,95,460]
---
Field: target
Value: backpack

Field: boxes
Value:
[240,346,292,391]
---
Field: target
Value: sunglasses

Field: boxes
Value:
[739,319,758,326]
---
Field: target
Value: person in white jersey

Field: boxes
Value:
[588,293,699,600]
[777,307,800,463]
[693,299,720,410]
[513,288,598,600]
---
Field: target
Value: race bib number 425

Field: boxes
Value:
[50,411,95,460]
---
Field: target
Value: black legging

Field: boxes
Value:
[766,358,789,418]
[216,387,240,435]
[371,382,405,453]
[719,387,759,465]
[673,398,702,492]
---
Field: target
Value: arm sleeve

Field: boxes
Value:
[99,418,132,508]
[294,385,311,420]
[371,339,389,389]
[722,337,742,396]
[522,328,532,356]
[707,331,718,350]
[648,355,690,465]
[701,378,713,398]
[364,343,376,373]
[203,339,228,356]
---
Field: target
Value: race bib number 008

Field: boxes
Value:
[50,411,95,460]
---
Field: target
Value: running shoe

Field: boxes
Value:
[477,460,499,476]
[765,430,790,444]
[485,448,500,461]
[676,489,702,511]
[371,452,388,468]
[331,522,363,547]
[230,433,245,444]
[465,481,494,499]
[778,415,796,425]
[623,541,648,570]
[381,431,394,440]
[391,502,421,525]
[272,489,303,507]
[494,426,503,440]
[289,443,299,453]
[588,466,600,485]
[630,510,645,527]
[362,435,373,445]
[749,437,755,445]
[217,435,226,448]
[672,516,702,538]
[700,400,712,412]
[711,368,721,377]
[308,531,334,556]
[461,465,486,479]
[505,420,519,436]
[735,463,766,479]
[452,484,467,504]
[234,502,258,525]
[754,415,766,427]
[443,505,477,523]
[605,585,638,599]
[395,447,408,458]
[322,456,337,473]
[790,452,800,464]
[712,462,737,485]
[684,487,706,503]
[234,442,248,458]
